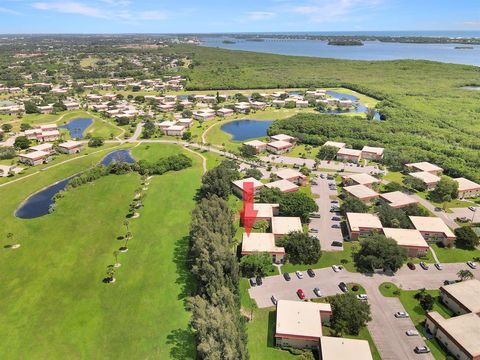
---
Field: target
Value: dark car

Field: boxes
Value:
[339,282,348,293]
[331,241,343,247]
[407,262,416,270]
[307,269,315,278]
[332,224,341,228]
[283,272,291,281]
[249,277,257,286]
[332,216,341,221]
[256,276,263,286]
[420,262,429,270]
[444,280,456,285]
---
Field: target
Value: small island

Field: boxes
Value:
[222,40,236,44]
[454,46,474,50]
[328,39,364,46]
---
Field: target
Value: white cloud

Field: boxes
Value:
[32,2,104,17]
[289,0,383,22]
[246,11,276,21]
[0,7,20,15]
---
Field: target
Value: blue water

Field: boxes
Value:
[15,177,73,219]
[60,118,93,139]
[200,38,480,66]
[101,149,136,166]
[221,119,273,141]
[323,90,381,120]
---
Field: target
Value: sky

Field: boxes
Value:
[0,0,479,34]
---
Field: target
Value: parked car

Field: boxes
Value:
[327,175,334,180]
[332,216,341,221]
[307,269,315,278]
[249,277,257,287]
[395,311,409,318]
[420,262,429,270]
[444,280,456,285]
[313,287,322,297]
[339,282,348,293]
[414,346,431,354]
[311,180,318,185]
[434,207,442,212]
[332,265,341,272]
[331,241,343,247]
[406,330,419,336]
[271,295,278,305]
[320,174,325,179]
[467,261,477,269]
[356,294,368,301]
[468,206,477,211]
[310,213,321,218]
[330,207,340,212]
[283,272,291,281]
[331,200,339,204]
[256,276,263,286]
[297,289,306,300]
[309,228,319,233]
[332,224,341,228]
[435,263,443,270]
[407,262,416,270]
[296,271,304,279]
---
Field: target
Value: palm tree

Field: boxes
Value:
[7,232,20,249]
[113,250,121,268]
[123,220,129,233]
[457,269,474,281]
[120,232,132,252]
[105,266,116,283]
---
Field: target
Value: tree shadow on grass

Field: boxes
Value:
[267,310,276,348]
[173,236,196,302]
[166,327,196,360]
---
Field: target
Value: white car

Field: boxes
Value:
[395,311,409,318]
[467,261,477,269]
[356,294,368,301]
[406,330,419,336]
[332,265,341,272]
[295,271,304,279]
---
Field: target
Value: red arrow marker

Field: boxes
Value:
[240,182,258,236]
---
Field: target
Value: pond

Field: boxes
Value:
[60,118,93,139]
[324,90,381,120]
[101,149,136,166]
[221,119,273,141]
[15,150,136,219]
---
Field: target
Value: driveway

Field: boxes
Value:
[448,206,480,224]
[309,173,343,251]
[249,264,479,360]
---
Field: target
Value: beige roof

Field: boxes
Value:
[324,141,346,149]
[362,146,384,156]
[406,161,443,173]
[337,148,362,157]
[241,233,285,254]
[58,140,83,149]
[344,185,379,200]
[409,216,455,238]
[441,279,480,313]
[427,311,480,357]
[409,171,441,184]
[267,140,294,150]
[271,217,303,235]
[253,203,279,219]
[380,191,418,208]
[39,130,60,137]
[166,125,185,131]
[243,140,267,147]
[344,173,380,186]
[320,336,373,360]
[347,213,382,232]
[265,179,299,192]
[274,168,306,180]
[271,134,294,142]
[232,177,264,190]
[19,150,49,160]
[454,177,480,192]
[275,300,330,339]
[29,143,53,152]
[39,124,57,130]
[383,228,429,248]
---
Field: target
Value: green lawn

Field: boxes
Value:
[0,143,202,359]
[430,243,480,263]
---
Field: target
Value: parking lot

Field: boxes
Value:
[309,172,344,251]
[448,206,480,224]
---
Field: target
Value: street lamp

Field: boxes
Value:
[471,207,477,223]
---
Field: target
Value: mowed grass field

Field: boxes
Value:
[0,143,202,359]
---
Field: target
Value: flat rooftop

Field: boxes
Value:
[406,161,443,173]
[267,140,293,150]
[59,140,83,148]
[427,311,480,358]
[275,300,330,339]
[409,171,441,184]
[271,134,294,142]
[454,177,480,192]
[232,177,264,190]
[337,148,362,157]
[241,233,285,254]
[30,143,53,152]
[243,140,267,147]
[320,336,373,360]
[409,216,455,238]
[362,146,384,156]
[440,279,480,313]
[380,191,418,208]
[324,141,346,149]
[274,168,306,180]
[253,203,279,219]
[265,179,299,192]
[344,173,380,185]
[347,213,383,232]
[271,217,303,235]
[383,228,429,248]
[344,185,379,199]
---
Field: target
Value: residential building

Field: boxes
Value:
[38,105,54,114]
[265,179,300,193]
[409,171,441,190]
[336,148,362,163]
[158,121,176,133]
[267,141,294,154]
[380,191,419,208]
[272,99,285,108]
[18,150,51,166]
[37,130,60,142]
[216,108,234,117]
[361,146,385,160]
[346,213,383,240]
[29,143,54,154]
[165,125,186,136]
[193,109,215,121]
[454,178,480,199]
[243,140,267,153]
[271,134,295,143]
[439,279,480,316]
[320,337,373,360]
[382,228,429,257]
[232,177,264,198]
[271,217,303,240]
[250,101,267,110]
[24,129,42,140]
[409,216,456,246]
[343,184,379,203]
[158,103,175,112]
[253,203,280,221]
[64,102,80,110]
[234,102,251,114]
[57,141,84,154]
[342,173,380,188]
[40,124,58,132]
[273,168,307,185]
[0,164,15,177]
[241,233,285,263]
[323,141,346,149]
[405,162,443,175]
[176,118,193,128]
[275,300,332,349]
[295,100,309,108]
